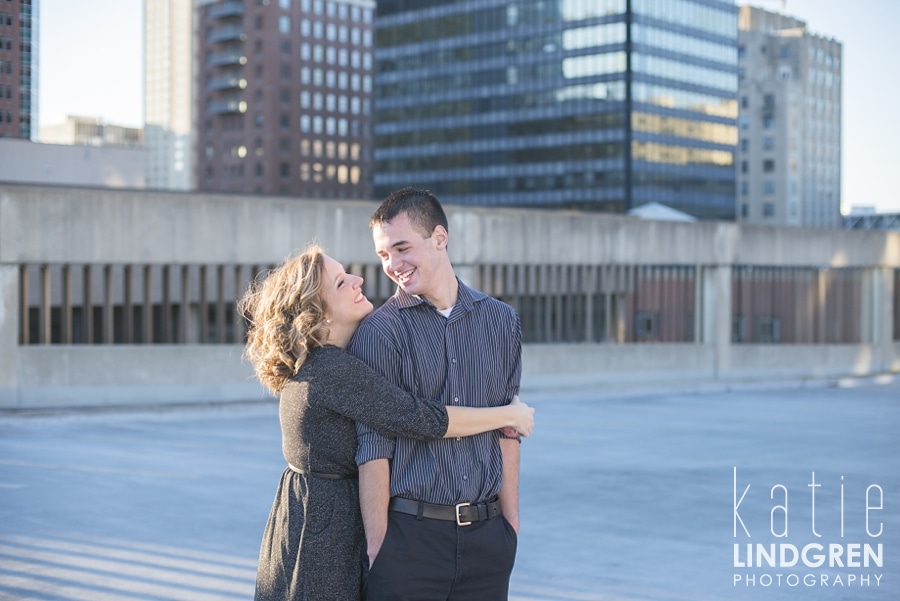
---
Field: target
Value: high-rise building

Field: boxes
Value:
[373,0,738,219]
[737,6,842,228]
[195,0,375,198]
[0,0,38,140]
[144,0,196,190]
[40,115,143,147]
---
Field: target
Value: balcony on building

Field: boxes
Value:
[208,1,244,20]
[208,25,245,44]
[207,74,247,92]
[208,51,247,68]
[208,98,247,115]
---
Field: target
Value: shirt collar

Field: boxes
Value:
[394,277,487,314]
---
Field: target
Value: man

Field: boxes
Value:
[348,187,523,600]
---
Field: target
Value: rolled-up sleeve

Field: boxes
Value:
[349,319,401,465]
[500,311,523,440]
[355,420,395,465]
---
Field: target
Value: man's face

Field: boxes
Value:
[373,212,446,299]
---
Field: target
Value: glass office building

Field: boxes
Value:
[374,0,738,219]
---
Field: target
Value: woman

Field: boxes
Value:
[239,244,534,601]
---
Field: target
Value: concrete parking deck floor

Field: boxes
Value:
[0,377,897,601]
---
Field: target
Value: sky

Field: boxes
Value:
[37,0,900,213]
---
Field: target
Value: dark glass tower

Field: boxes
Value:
[374,0,738,219]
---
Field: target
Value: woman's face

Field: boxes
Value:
[320,255,374,329]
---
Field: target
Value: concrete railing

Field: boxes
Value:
[1,183,898,409]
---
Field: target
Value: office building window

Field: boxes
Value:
[764,181,775,195]
[635,312,659,340]
[763,202,775,217]
[756,316,780,342]
[763,159,774,173]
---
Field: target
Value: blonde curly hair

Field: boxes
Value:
[238,245,330,394]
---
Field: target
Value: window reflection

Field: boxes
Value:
[632,25,736,64]
[633,53,737,92]
[632,83,738,118]
[632,0,737,38]
[633,140,734,166]
[561,0,627,21]
[633,112,737,145]
[563,52,627,79]
[563,23,626,51]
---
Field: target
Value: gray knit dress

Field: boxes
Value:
[254,344,449,601]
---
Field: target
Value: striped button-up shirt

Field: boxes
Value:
[349,279,522,505]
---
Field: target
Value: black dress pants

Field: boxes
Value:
[364,509,518,601]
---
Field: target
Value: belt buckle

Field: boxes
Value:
[455,502,472,526]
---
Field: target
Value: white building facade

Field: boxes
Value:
[737,6,842,228]
[143,0,196,190]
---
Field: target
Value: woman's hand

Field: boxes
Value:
[501,394,534,438]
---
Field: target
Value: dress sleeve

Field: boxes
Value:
[312,347,449,441]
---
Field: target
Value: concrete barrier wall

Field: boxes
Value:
[0,184,898,409]
[3,184,897,267]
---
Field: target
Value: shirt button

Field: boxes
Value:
[451,358,457,364]
[456,437,461,442]
[453,397,459,403]
[463,475,468,481]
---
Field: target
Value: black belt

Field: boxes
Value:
[287,464,358,480]
[389,496,501,526]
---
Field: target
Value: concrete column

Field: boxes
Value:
[0,265,20,406]
[702,265,732,379]
[872,267,895,372]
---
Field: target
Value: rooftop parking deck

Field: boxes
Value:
[0,376,897,601]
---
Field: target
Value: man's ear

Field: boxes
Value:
[432,225,449,250]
